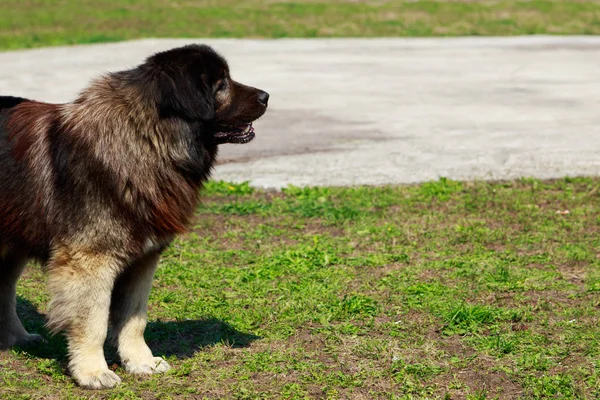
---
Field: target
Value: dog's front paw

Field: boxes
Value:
[124,356,171,375]
[72,368,122,390]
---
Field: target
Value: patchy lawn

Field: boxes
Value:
[2,177,600,399]
[2,1,600,50]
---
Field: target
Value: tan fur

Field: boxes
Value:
[110,251,170,374]
[46,246,123,389]
[215,83,233,110]
[61,79,193,210]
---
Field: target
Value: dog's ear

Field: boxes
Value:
[156,70,214,121]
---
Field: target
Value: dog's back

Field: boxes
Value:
[0,95,30,150]
[0,96,29,112]
[0,96,30,138]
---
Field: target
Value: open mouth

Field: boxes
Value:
[213,123,255,144]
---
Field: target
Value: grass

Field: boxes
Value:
[1,177,600,399]
[2,1,600,50]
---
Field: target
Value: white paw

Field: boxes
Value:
[125,357,171,375]
[73,369,122,390]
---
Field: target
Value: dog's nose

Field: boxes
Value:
[258,91,269,106]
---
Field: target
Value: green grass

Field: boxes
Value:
[2,177,600,399]
[2,1,600,50]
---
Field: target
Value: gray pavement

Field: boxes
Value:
[1,37,599,188]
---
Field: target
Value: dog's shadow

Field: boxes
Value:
[14,296,260,363]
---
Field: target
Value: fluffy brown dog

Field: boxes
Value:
[0,44,269,389]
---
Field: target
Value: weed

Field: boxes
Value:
[3,178,600,398]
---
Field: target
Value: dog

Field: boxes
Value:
[0,44,269,389]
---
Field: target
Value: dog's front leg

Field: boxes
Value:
[46,248,122,389]
[110,251,171,375]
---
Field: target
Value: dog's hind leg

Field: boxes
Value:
[46,247,123,389]
[0,246,44,349]
[109,251,171,375]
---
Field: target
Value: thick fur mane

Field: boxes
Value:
[60,73,218,234]
[0,72,217,259]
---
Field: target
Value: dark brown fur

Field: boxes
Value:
[0,44,268,389]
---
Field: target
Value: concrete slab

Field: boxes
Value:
[1,37,599,188]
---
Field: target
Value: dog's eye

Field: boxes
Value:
[216,80,227,92]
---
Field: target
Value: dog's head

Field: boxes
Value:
[147,44,269,144]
